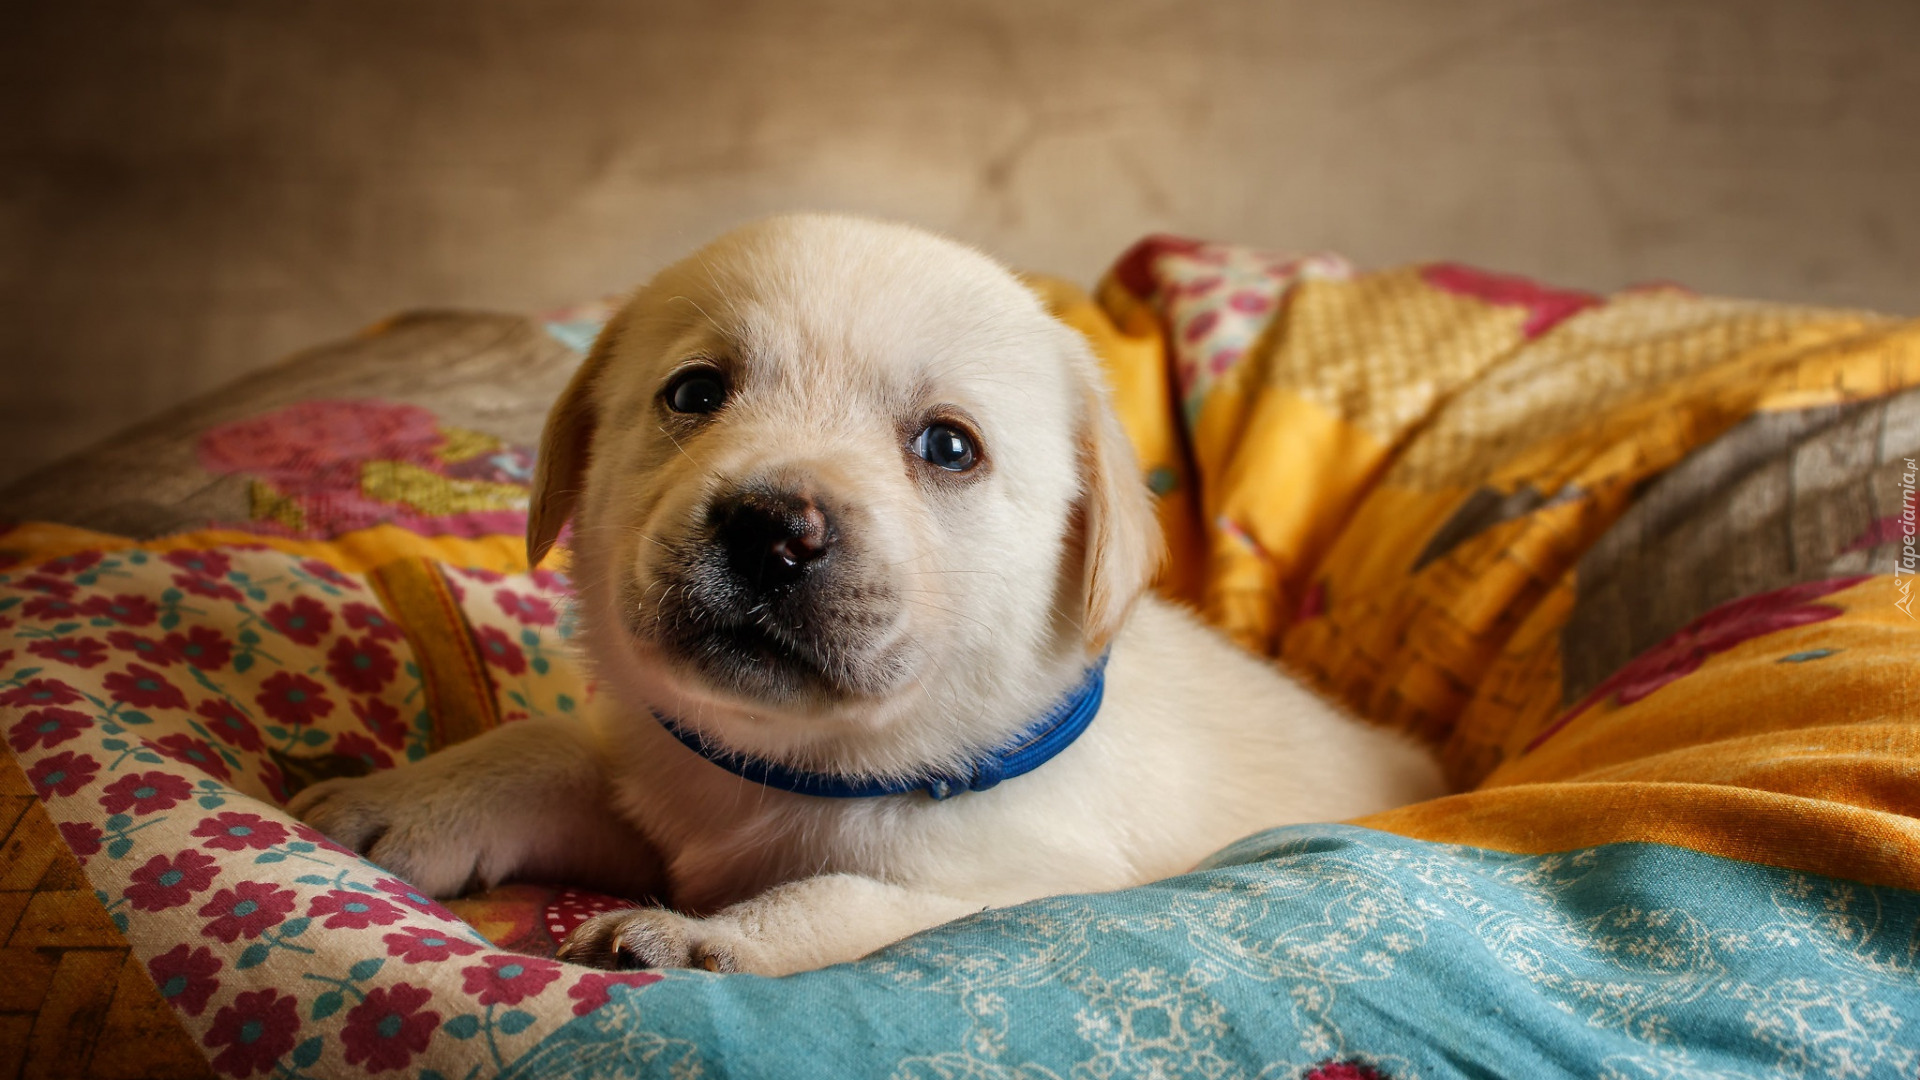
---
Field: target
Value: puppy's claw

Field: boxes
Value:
[287,777,391,854]
[558,909,739,973]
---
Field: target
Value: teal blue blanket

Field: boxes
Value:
[503,825,1920,1079]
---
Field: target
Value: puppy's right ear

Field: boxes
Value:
[527,310,626,567]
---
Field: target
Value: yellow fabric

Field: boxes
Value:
[1038,256,1920,892]
[0,521,539,576]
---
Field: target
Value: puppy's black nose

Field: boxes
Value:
[713,490,833,592]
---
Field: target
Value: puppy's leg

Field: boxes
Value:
[289,717,662,899]
[557,874,981,976]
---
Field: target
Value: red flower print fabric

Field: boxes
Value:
[8,706,88,752]
[200,880,298,943]
[204,988,301,1076]
[341,983,441,1072]
[100,770,193,814]
[264,595,333,646]
[125,849,220,911]
[149,943,224,1017]
[1,540,631,1078]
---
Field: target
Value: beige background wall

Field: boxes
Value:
[4,0,1917,486]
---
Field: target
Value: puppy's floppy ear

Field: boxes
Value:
[527,308,628,567]
[1066,332,1163,650]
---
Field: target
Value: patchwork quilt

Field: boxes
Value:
[0,246,1916,1079]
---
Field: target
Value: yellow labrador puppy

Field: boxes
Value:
[292,215,1443,975]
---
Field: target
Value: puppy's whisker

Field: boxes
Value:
[901,596,995,636]
[656,424,701,467]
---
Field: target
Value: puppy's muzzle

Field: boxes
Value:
[712,489,834,595]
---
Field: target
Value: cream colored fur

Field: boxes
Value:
[292,215,1444,975]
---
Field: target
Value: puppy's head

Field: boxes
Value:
[533,215,1158,761]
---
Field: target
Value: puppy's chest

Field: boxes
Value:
[616,773,839,902]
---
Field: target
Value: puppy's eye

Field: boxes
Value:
[665,369,727,414]
[912,423,977,472]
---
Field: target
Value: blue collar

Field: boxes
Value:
[651,653,1109,800]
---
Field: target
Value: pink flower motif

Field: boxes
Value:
[383,925,483,964]
[20,594,83,620]
[148,944,223,1017]
[145,733,232,780]
[79,593,159,626]
[262,595,332,645]
[1422,263,1601,340]
[1208,347,1243,376]
[255,671,333,726]
[103,663,187,710]
[462,954,561,1006]
[197,698,263,752]
[199,399,442,476]
[340,982,440,1073]
[125,850,220,911]
[474,625,527,676]
[343,601,405,642]
[19,574,78,598]
[1181,308,1220,343]
[203,988,299,1077]
[99,771,193,815]
[353,697,409,750]
[567,970,662,1016]
[1227,290,1274,315]
[199,880,296,941]
[8,707,89,752]
[192,811,289,852]
[27,750,99,799]
[38,551,103,577]
[164,626,233,671]
[25,636,109,669]
[163,549,233,579]
[332,731,394,770]
[59,820,103,862]
[373,876,461,921]
[0,677,84,709]
[1529,575,1874,752]
[326,634,397,694]
[106,630,181,667]
[300,558,359,589]
[495,588,556,626]
[175,574,243,602]
[309,889,405,930]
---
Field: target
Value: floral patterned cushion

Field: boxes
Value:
[3,260,1919,1079]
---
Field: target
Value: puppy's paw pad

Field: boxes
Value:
[557,909,738,972]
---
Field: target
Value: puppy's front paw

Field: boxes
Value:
[557,909,740,973]
[287,772,487,898]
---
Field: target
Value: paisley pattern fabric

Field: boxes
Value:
[1,241,1917,1078]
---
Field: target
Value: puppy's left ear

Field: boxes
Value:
[527,308,628,567]
[1067,332,1163,651]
